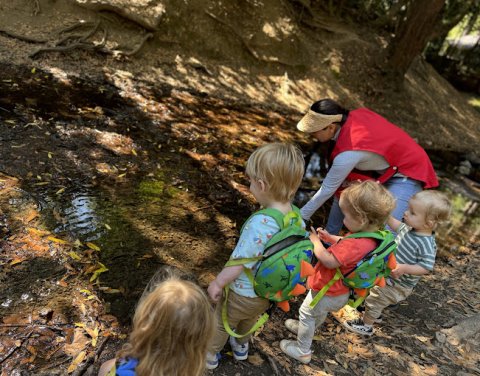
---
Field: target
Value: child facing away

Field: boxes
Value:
[343,190,452,336]
[98,275,215,376]
[279,181,396,364]
[206,142,305,369]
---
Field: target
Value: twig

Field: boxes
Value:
[266,354,281,376]
[0,323,69,330]
[0,329,34,364]
[0,29,47,44]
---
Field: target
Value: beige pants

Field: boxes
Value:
[364,283,413,323]
[210,290,270,352]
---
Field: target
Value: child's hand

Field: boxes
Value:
[309,226,321,245]
[207,279,223,303]
[317,228,336,244]
[391,264,407,279]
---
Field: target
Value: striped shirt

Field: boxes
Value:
[395,223,437,288]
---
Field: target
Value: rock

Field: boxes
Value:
[74,0,165,30]
[458,160,472,175]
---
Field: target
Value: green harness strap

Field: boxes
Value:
[308,231,387,309]
[221,206,302,338]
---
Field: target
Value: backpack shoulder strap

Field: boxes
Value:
[345,230,385,241]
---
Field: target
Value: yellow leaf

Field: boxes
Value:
[67,350,86,373]
[5,120,15,124]
[73,239,83,247]
[56,187,66,195]
[131,149,137,156]
[86,242,100,251]
[313,335,322,341]
[68,251,81,261]
[118,173,126,178]
[34,182,49,186]
[85,326,99,347]
[37,175,42,180]
[104,224,111,230]
[86,295,96,300]
[27,227,50,236]
[74,322,86,328]
[31,67,36,74]
[80,289,91,294]
[47,236,69,244]
[89,263,109,282]
[10,258,25,266]
[48,152,53,159]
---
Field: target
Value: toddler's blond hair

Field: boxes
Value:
[341,181,396,228]
[411,190,451,224]
[245,143,304,202]
[117,278,215,376]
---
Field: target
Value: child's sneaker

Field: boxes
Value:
[280,339,312,364]
[229,336,249,360]
[285,319,299,334]
[343,318,374,336]
[206,352,221,370]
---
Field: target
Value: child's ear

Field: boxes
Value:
[426,219,435,229]
[258,179,267,192]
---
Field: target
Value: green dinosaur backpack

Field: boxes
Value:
[310,230,397,309]
[222,206,315,338]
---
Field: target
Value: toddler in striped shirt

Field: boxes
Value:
[343,190,451,336]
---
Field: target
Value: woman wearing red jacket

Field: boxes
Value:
[297,98,438,234]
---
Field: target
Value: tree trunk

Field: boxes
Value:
[388,0,446,76]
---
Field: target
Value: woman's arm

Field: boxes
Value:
[300,152,361,220]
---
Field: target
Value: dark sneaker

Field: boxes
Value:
[229,336,249,361]
[343,318,374,336]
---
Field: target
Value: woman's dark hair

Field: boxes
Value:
[310,99,350,124]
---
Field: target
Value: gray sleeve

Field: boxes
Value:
[300,151,363,220]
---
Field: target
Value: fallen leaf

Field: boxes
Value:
[67,350,86,373]
[68,251,81,261]
[90,263,109,282]
[47,236,69,244]
[10,258,26,266]
[86,242,100,252]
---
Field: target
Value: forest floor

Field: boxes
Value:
[0,1,479,376]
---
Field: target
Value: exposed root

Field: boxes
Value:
[205,10,292,65]
[0,29,47,44]
[31,0,41,16]
[30,20,152,59]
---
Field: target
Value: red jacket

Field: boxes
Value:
[331,108,438,188]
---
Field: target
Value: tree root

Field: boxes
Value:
[31,0,41,16]
[205,10,289,65]
[30,19,152,59]
[0,29,47,44]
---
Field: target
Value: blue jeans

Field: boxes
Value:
[325,177,422,235]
